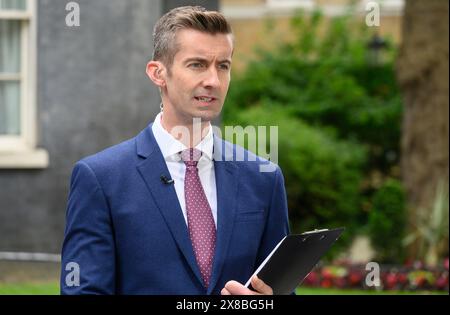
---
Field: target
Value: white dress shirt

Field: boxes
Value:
[151,112,218,227]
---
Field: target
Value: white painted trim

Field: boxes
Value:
[266,0,314,10]
[221,5,271,19]
[0,251,61,262]
[0,10,31,19]
[21,18,29,145]
[360,0,405,16]
[24,0,38,150]
[0,73,21,80]
[0,135,29,150]
[0,148,49,168]
[221,0,404,19]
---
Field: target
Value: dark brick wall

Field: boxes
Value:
[0,0,219,254]
[0,0,162,253]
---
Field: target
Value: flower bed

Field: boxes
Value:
[303,258,449,292]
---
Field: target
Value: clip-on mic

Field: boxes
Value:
[160,175,174,185]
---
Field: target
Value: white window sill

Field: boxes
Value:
[0,148,49,169]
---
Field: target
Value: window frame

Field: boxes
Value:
[0,0,48,169]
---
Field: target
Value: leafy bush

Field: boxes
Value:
[367,179,406,263]
[222,9,406,260]
[223,10,402,175]
[223,106,367,255]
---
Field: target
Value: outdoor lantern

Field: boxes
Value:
[367,33,388,65]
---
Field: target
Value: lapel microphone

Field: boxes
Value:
[160,175,174,185]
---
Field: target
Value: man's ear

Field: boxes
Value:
[146,60,166,87]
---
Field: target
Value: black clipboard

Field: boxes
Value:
[245,227,345,295]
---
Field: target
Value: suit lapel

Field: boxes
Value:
[207,135,239,294]
[135,126,204,286]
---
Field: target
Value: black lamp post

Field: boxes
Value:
[367,33,388,65]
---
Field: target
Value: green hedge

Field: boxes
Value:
[224,11,402,174]
[222,10,406,262]
[224,107,367,255]
[368,179,407,263]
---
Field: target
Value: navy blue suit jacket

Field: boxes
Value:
[61,124,290,294]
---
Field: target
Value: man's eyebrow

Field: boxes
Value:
[184,57,231,64]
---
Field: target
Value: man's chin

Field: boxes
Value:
[191,110,221,123]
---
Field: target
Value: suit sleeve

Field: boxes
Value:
[255,166,290,264]
[255,166,295,294]
[60,161,116,294]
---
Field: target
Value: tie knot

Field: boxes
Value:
[180,148,201,167]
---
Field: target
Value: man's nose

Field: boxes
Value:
[203,67,221,88]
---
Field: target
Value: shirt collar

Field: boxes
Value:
[151,112,214,162]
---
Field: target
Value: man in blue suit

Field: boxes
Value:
[61,6,290,295]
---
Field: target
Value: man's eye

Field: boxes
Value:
[219,64,230,70]
[189,63,203,68]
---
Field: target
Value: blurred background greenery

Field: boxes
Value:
[221,6,448,270]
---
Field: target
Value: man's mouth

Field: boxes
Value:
[194,96,216,103]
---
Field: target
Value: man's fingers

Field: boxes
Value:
[251,275,273,295]
[221,278,273,295]
[221,287,231,295]
[224,280,255,295]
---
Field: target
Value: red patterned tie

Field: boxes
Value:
[181,148,216,288]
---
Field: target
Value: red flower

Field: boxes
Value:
[435,275,448,290]
[385,273,398,290]
[321,279,333,288]
[349,271,363,286]
[397,273,408,285]
[305,271,319,285]
[334,277,347,288]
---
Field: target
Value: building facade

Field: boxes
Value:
[0,0,218,254]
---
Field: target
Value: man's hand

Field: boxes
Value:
[221,275,273,295]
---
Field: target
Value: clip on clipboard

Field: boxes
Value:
[245,227,345,295]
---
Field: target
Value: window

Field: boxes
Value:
[0,0,48,168]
